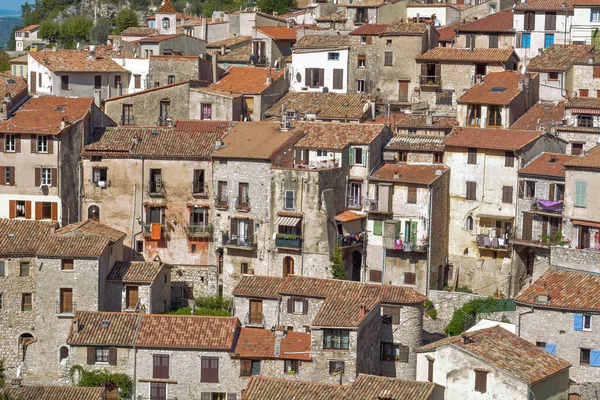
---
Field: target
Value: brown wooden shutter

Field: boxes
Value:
[201,394,211,400]
[34,167,41,187]
[51,168,57,187]
[0,167,4,185]
[30,135,36,153]
[518,181,525,198]
[248,219,254,240]
[318,69,324,86]
[287,297,293,313]
[87,347,95,365]
[333,69,343,90]
[25,201,31,219]
[9,200,15,219]
[108,347,117,365]
[0,133,3,152]
[434,64,441,78]
[9,167,14,186]
[305,68,310,86]
[230,218,237,236]
[51,202,58,221]
[369,269,382,282]
[366,36,372,44]
[303,299,309,315]
[227,394,237,400]
[428,359,434,382]
[47,137,53,154]
[549,183,555,201]
[35,202,42,220]
[516,32,522,48]
[420,64,427,78]
[15,135,20,153]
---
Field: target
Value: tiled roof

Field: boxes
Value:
[563,144,600,169]
[381,22,428,36]
[0,219,55,256]
[104,80,190,103]
[416,47,517,63]
[416,334,461,352]
[68,311,141,346]
[509,101,566,131]
[2,385,104,400]
[9,55,29,64]
[386,134,447,152]
[314,10,347,22]
[54,219,126,242]
[370,163,448,185]
[518,152,576,178]
[121,27,157,36]
[231,328,312,360]
[406,2,470,9]
[445,127,543,151]
[265,92,371,120]
[293,35,351,49]
[456,9,514,33]
[573,0,600,4]
[280,9,312,19]
[457,71,526,105]
[135,315,238,350]
[515,0,573,11]
[516,267,600,311]
[0,72,27,98]
[138,34,189,43]
[527,44,593,72]
[335,210,366,222]
[107,261,164,283]
[15,24,39,33]
[205,66,284,94]
[146,12,183,20]
[217,42,252,63]
[0,97,93,135]
[158,0,176,12]
[242,374,437,400]
[211,122,300,160]
[396,115,457,129]
[350,24,388,35]
[565,96,600,109]
[30,51,127,73]
[36,236,112,258]
[175,119,231,133]
[83,127,218,158]
[346,0,388,7]
[207,35,252,48]
[437,24,459,42]
[232,276,285,298]
[256,26,297,40]
[293,122,386,150]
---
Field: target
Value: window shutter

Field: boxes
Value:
[230,219,237,236]
[362,149,366,166]
[373,220,383,235]
[574,314,583,331]
[9,200,15,219]
[0,167,4,185]
[25,201,31,219]
[287,297,293,313]
[349,148,354,166]
[9,167,14,186]
[369,269,382,282]
[51,168,58,187]
[518,181,524,198]
[366,36,372,44]
[47,137,53,154]
[333,69,343,90]
[35,202,42,220]
[15,136,21,153]
[318,69,325,87]
[305,68,310,86]
[590,350,600,367]
[434,64,441,79]
[31,135,36,153]
[516,32,522,48]
[0,133,3,152]
[248,219,254,240]
[34,167,41,187]
[51,202,58,221]
[546,343,557,355]
[303,298,309,315]
[87,347,95,365]
[108,347,117,365]
[420,64,427,77]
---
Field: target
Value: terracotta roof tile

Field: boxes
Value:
[294,122,387,150]
[30,51,127,73]
[158,0,176,12]
[345,0,389,7]
[416,47,517,63]
[54,219,126,242]
[573,0,600,5]
[107,261,164,283]
[370,163,448,185]
[509,101,566,131]
[350,24,389,35]
[135,315,239,349]
[395,115,457,129]
[315,10,347,22]
[515,0,573,11]
[105,80,191,103]
[445,127,543,151]
[0,73,27,99]
[516,267,600,310]
[265,92,372,120]
[207,35,252,48]
[386,134,447,152]
[335,210,366,222]
[256,26,297,40]
[518,152,576,177]
[456,9,514,33]
[348,374,437,399]
[232,276,285,298]
[211,122,301,160]
[217,42,252,63]
[205,66,284,94]
[2,385,104,400]
[138,34,197,43]
[67,311,141,346]
[121,27,157,36]
[416,334,461,352]
[36,236,112,258]
[231,328,312,360]
[565,96,600,109]
[0,97,93,135]
[437,24,459,42]
[83,127,218,158]
[563,144,600,169]
[175,119,232,133]
[527,44,593,72]
[381,21,428,36]
[15,25,39,33]
[0,219,55,256]
[293,35,351,49]
[457,71,526,105]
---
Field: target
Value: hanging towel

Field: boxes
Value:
[151,223,162,240]
[483,236,491,247]
[492,237,499,249]
[394,239,403,250]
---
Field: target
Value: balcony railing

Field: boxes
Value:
[120,115,135,126]
[215,194,228,210]
[56,301,76,315]
[347,195,362,209]
[185,223,213,238]
[192,182,209,197]
[338,233,364,248]
[142,223,169,239]
[148,181,165,197]
[222,233,256,249]
[236,198,251,212]
[244,312,265,326]
[275,234,302,249]
[475,233,511,251]
[419,75,441,86]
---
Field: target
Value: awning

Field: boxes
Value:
[569,108,600,115]
[276,216,301,227]
[335,211,366,222]
[571,219,600,228]
[476,214,514,220]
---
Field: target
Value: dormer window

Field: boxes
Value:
[162,17,171,29]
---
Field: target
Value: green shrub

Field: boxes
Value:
[69,365,132,400]
[424,299,438,320]
[195,295,231,311]
[444,297,501,336]
[168,306,231,316]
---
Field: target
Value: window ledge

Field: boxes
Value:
[138,378,177,384]
[57,312,74,318]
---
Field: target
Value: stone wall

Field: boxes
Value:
[556,128,600,154]
[551,246,600,273]
[149,57,201,87]
[170,264,219,307]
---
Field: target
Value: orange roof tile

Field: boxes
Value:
[216,42,252,63]
[30,51,127,73]
[256,26,297,40]
[515,0,573,11]
[158,0,176,13]
[456,9,514,33]
[175,119,232,133]
[231,328,312,360]
[385,134,447,152]
[416,47,517,64]
[0,72,27,99]
[437,23,459,42]
[206,66,284,94]
[294,122,387,150]
[370,163,448,185]
[527,44,593,72]
[565,96,600,110]
[265,92,372,120]
[509,101,566,131]
[207,35,252,48]
[15,24,39,33]
[457,71,526,106]
[233,276,285,298]
[2,385,104,400]
[395,115,457,129]
[138,34,191,43]
[293,35,351,49]
[0,219,55,257]
[563,144,600,169]
[445,127,543,151]
[335,210,366,222]
[0,97,93,135]
[519,152,576,177]
[107,261,164,283]
[68,311,142,346]
[381,21,429,36]
[350,24,389,35]
[54,219,126,242]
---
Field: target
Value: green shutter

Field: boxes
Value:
[373,220,382,236]
[576,181,588,207]
[362,149,366,166]
[349,148,355,166]
[410,221,418,246]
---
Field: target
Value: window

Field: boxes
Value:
[381,305,400,324]
[468,105,481,126]
[288,297,307,314]
[217,181,228,204]
[384,51,393,66]
[284,360,299,374]
[41,202,53,219]
[201,103,212,120]
[584,315,592,331]
[5,134,15,152]
[95,347,109,363]
[61,75,69,90]
[37,135,48,153]
[548,72,559,81]
[328,52,340,61]
[575,181,588,207]
[4,167,14,186]
[240,359,260,376]
[121,104,134,125]
[404,272,416,285]
[502,186,513,203]
[193,169,205,194]
[356,79,365,93]
[60,288,73,313]
[201,357,219,383]
[352,147,364,166]
[592,9,600,22]
[545,12,557,30]
[581,348,591,365]
[467,148,477,164]
[167,75,175,84]
[466,216,474,231]
[358,55,366,68]
[153,354,169,379]
[386,39,392,45]
[20,262,30,277]
[526,181,536,198]
[578,115,593,127]
[22,293,32,311]
[360,36,367,44]
[126,286,139,309]
[356,7,367,23]
[521,32,531,48]
[92,168,108,186]
[93,75,101,89]
[524,12,535,30]
[428,358,434,382]
[40,168,52,186]
[249,299,263,324]
[347,181,362,208]
[159,100,171,126]
[241,263,249,274]
[238,182,250,207]
[113,75,121,89]
[0,261,4,276]
[407,187,417,204]
[581,89,589,97]
[329,361,345,375]
[487,105,502,127]
[284,190,295,209]
[466,181,477,201]
[489,35,498,48]
[61,259,74,271]
[474,370,487,393]
[380,342,409,362]
[505,151,515,167]
[369,269,382,282]
[332,69,344,90]
[436,91,452,105]
[136,240,143,254]
[150,382,166,400]
[323,329,349,350]
[134,75,141,89]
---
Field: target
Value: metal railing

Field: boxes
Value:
[185,223,213,238]
[275,235,302,248]
[56,300,76,314]
[419,75,442,86]
[338,234,364,248]
[142,223,169,238]
[244,312,265,326]
[222,233,256,249]
[236,198,251,211]
[347,195,362,209]
[192,182,209,196]
[215,194,229,209]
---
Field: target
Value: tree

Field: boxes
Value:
[329,242,346,280]
[257,0,297,15]
[39,20,60,43]
[444,297,501,337]
[113,8,139,35]
[70,366,132,400]
[59,16,92,48]
[90,18,111,44]
[5,26,17,51]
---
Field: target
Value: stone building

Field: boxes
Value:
[0,97,104,226]
[391,114,457,136]
[415,47,519,112]
[343,0,408,32]
[416,325,571,400]
[365,163,450,294]
[0,73,28,115]
[454,9,515,50]
[9,56,29,81]
[148,55,222,87]
[232,275,426,382]
[348,22,439,105]
[516,267,600,387]
[557,97,600,155]
[444,127,566,295]
[136,34,207,58]
[383,133,447,165]
[251,26,297,66]
[14,24,45,52]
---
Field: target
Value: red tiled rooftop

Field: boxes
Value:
[15,24,39,33]
[107,261,164,284]
[370,163,448,185]
[445,127,543,151]
[256,26,297,40]
[350,24,389,35]
[457,71,527,106]
[158,0,176,12]
[528,44,593,72]
[30,51,127,73]
[2,385,104,400]
[0,73,27,99]
[54,219,126,242]
[175,119,232,133]
[518,152,576,178]
[68,311,141,346]
[456,9,514,33]
[416,47,517,63]
[265,92,372,120]
[293,122,386,150]
[563,144,600,169]
[515,0,573,11]
[206,66,284,94]
[437,24,459,42]
[510,101,566,131]
[231,328,311,360]
[335,211,366,222]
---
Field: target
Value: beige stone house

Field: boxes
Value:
[251,26,297,66]
[558,97,600,155]
[148,55,223,87]
[136,34,207,58]
[0,73,28,117]
[390,114,457,136]
[454,9,515,50]
[233,274,426,382]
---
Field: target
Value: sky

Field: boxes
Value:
[1,0,26,12]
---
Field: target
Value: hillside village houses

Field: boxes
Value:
[13,0,600,396]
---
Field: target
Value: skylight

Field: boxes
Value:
[490,87,506,93]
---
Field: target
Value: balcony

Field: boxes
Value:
[275,234,302,249]
[120,115,135,126]
[475,233,511,252]
[244,312,265,327]
[419,75,441,90]
[338,233,364,248]
[347,195,362,209]
[148,181,165,197]
[532,199,563,215]
[142,223,169,239]
[185,223,213,238]
[236,198,251,212]
[56,301,76,315]
[222,233,256,250]
[192,182,209,197]
[215,194,228,210]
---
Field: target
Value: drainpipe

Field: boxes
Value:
[131,158,145,259]
[300,177,305,276]
[517,306,534,337]
[426,183,433,295]
[381,247,386,284]
[131,315,143,400]
[130,184,137,260]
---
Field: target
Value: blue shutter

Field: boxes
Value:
[362,149,366,166]
[574,314,584,331]
[590,350,600,367]
[591,9,594,22]
[546,344,557,355]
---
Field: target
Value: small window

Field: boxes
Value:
[548,72,559,81]
[61,75,69,90]
[354,147,364,166]
[5,134,15,152]
[96,347,109,363]
[407,187,417,204]
[329,360,345,375]
[94,75,101,89]
[241,263,249,275]
[404,272,416,285]
[37,135,48,153]
[381,305,401,324]
[475,370,487,393]
[92,168,108,185]
[578,115,593,128]
[384,51,393,66]
[505,151,515,167]
[369,269,382,282]
[466,181,477,201]
[328,52,340,61]
[22,293,32,311]
[380,342,409,363]
[114,75,121,89]
[61,259,74,271]
[20,262,30,277]
[592,8,600,22]
[581,89,589,97]
[360,36,367,44]
[134,75,141,89]
[502,186,513,203]
[240,359,260,376]
[293,298,304,313]
[153,354,170,379]
[466,216,474,231]
[201,356,219,383]
[0,261,4,276]
[594,66,600,79]
[434,152,444,163]
[356,79,365,93]
[358,55,366,68]
[167,75,175,84]
[0,293,2,310]
[581,348,591,365]
[398,151,408,162]
[575,181,588,207]
[150,382,166,400]
[572,143,584,155]
[201,103,212,120]
[323,329,349,350]
[41,202,53,219]
[467,148,477,164]
[284,190,295,210]
[135,240,143,254]
[284,359,299,374]
[386,39,392,45]
[584,315,592,331]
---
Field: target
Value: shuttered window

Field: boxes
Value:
[594,66,600,78]
[373,220,383,236]
[150,382,166,400]
[489,35,499,48]
[474,370,487,393]
[60,288,73,313]
[524,12,535,31]
[287,297,308,314]
[381,305,401,324]
[502,186,513,203]
[467,148,477,164]
[369,269,382,282]
[404,272,416,285]
[153,354,169,379]
[545,12,556,30]
[201,356,219,383]
[407,187,417,204]
[332,69,344,90]
[504,151,515,167]
[466,181,477,201]
[575,181,588,207]
[384,51,393,66]
[428,358,434,382]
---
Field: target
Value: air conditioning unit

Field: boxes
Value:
[97,180,106,188]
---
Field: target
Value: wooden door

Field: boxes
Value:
[399,81,409,102]
[61,288,73,313]
[30,71,36,94]
[522,213,532,240]
[249,300,263,324]
[283,257,294,277]
[580,226,590,249]
[126,286,139,309]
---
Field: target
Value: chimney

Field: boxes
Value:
[72,319,79,333]
[265,69,273,86]
[60,116,70,130]
[212,53,218,84]
[50,224,57,234]
[359,304,366,319]
[0,93,10,121]
[220,45,226,55]
[518,79,524,91]
[536,118,542,131]
[201,17,208,41]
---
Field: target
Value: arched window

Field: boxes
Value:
[59,346,69,362]
[283,256,294,277]
[466,216,473,231]
[162,17,171,29]
[88,205,99,221]
[19,333,34,361]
